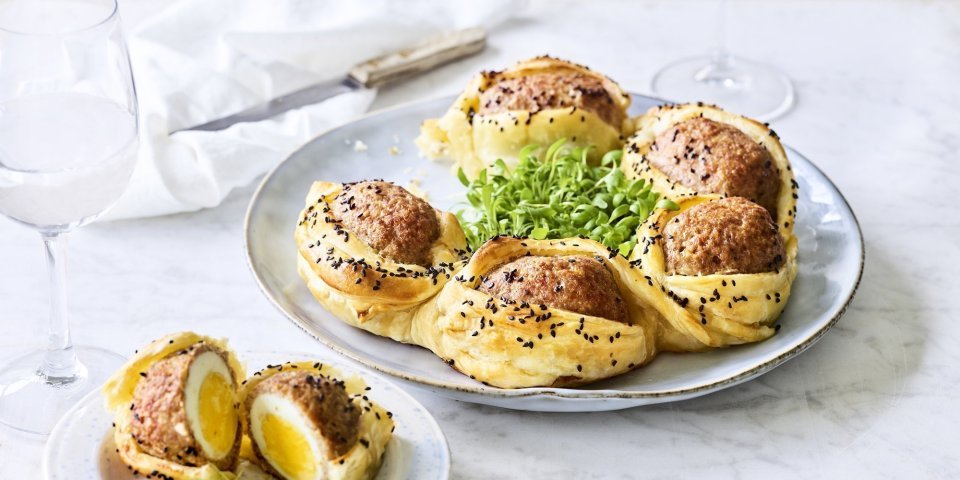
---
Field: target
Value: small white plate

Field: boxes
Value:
[244,94,864,412]
[42,351,450,480]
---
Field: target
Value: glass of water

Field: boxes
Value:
[0,0,138,434]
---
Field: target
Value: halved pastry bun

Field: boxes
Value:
[622,102,798,235]
[102,332,246,480]
[295,181,469,343]
[416,56,631,178]
[240,362,393,480]
[631,196,798,352]
[412,236,658,388]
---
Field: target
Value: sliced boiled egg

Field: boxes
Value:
[249,392,326,480]
[111,334,245,478]
[245,370,361,480]
[184,348,240,462]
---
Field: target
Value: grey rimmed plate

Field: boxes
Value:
[43,351,450,480]
[244,93,863,412]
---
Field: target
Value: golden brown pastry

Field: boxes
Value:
[630,195,798,352]
[295,180,469,343]
[416,56,631,178]
[240,362,393,480]
[102,332,246,480]
[411,236,658,388]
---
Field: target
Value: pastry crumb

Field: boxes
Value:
[353,140,368,152]
[406,179,429,201]
[388,146,401,156]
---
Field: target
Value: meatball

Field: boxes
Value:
[662,197,786,276]
[478,255,628,323]
[130,345,239,470]
[332,181,440,266]
[646,118,781,216]
[246,371,360,458]
[478,71,625,128]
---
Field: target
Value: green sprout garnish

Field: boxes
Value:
[456,139,679,257]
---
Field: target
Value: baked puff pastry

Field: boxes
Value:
[102,332,246,480]
[417,56,631,178]
[239,362,393,480]
[295,180,469,343]
[631,195,798,352]
[622,102,798,228]
[412,236,658,388]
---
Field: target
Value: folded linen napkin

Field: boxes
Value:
[105,0,519,220]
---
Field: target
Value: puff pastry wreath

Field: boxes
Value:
[416,56,631,179]
[297,105,799,389]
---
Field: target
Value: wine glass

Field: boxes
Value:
[651,0,794,121]
[0,0,139,434]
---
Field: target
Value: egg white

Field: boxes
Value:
[184,350,238,461]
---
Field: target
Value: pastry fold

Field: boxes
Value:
[417,56,631,178]
[411,236,658,388]
[630,195,799,352]
[619,103,799,351]
[295,181,469,343]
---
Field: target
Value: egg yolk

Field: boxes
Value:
[198,372,238,456]
[259,412,317,480]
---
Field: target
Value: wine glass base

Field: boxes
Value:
[0,346,124,435]
[651,54,795,122]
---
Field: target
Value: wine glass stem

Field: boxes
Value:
[39,232,83,384]
[713,0,731,67]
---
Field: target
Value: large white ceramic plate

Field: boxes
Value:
[42,351,450,480]
[244,93,864,412]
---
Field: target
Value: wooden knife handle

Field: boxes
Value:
[348,27,487,88]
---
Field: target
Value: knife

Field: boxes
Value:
[174,27,487,133]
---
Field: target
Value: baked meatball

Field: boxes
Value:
[245,371,360,460]
[478,71,625,128]
[478,255,628,323]
[646,118,781,216]
[332,181,440,266]
[129,345,240,470]
[662,197,785,276]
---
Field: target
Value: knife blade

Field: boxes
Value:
[178,77,362,133]
[175,26,487,134]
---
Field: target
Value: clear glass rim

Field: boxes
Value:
[0,0,118,37]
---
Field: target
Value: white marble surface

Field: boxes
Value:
[2,0,959,478]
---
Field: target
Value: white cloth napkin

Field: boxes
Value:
[105,0,520,220]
